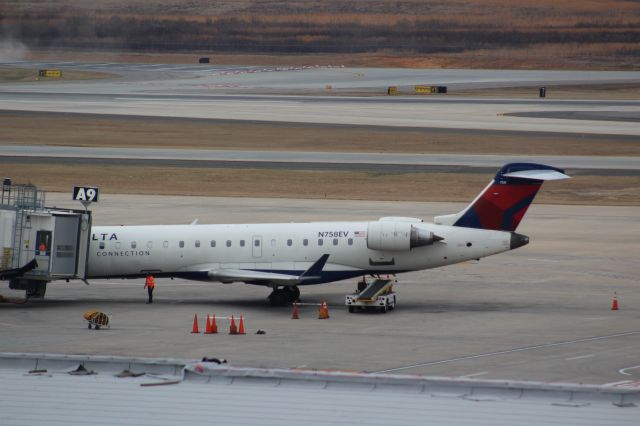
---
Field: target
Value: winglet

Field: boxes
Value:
[299,254,330,281]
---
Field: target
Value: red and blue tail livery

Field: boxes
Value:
[435,163,569,232]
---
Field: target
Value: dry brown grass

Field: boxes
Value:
[2,112,639,157]
[6,0,640,70]
[2,163,638,206]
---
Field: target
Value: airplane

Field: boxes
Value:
[85,163,569,306]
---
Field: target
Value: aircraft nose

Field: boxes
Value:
[510,232,529,250]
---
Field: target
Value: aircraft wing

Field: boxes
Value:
[205,254,330,285]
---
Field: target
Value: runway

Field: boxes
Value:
[2,91,639,135]
[1,61,640,135]
[4,61,640,92]
[1,144,639,174]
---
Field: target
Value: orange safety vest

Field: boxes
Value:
[144,275,155,289]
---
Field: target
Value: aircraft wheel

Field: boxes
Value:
[268,289,290,307]
[285,286,300,301]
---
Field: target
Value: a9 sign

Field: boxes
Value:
[73,186,100,202]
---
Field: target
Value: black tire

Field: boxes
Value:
[285,286,300,302]
[88,324,91,329]
[348,305,355,313]
[269,289,290,307]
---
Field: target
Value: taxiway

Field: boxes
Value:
[1,194,638,386]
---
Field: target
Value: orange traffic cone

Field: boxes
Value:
[229,315,238,335]
[238,315,246,335]
[292,303,299,319]
[204,314,213,334]
[191,314,200,333]
[318,301,330,319]
[210,314,218,334]
[612,292,619,311]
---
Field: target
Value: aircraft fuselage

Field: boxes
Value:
[87,221,513,284]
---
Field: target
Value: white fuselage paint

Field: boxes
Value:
[87,221,512,283]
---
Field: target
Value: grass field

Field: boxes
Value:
[2,163,638,206]
[2,111,639,157]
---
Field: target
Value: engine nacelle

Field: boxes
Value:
[366,221,442,251]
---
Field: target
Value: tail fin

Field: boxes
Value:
[434,163,569,231]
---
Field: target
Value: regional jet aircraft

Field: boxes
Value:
[86,163,568,305]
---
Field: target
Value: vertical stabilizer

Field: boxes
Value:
[434,163,569,232]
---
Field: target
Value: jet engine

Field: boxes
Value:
[366,221,442,251]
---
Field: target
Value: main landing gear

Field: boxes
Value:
[268,286,300,306]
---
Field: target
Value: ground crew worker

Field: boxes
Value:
[144,273,155,304]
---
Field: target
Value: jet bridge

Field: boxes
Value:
[0,179,91,298]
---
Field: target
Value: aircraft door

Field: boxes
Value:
[50,215,80,276]
[252,235,262,258]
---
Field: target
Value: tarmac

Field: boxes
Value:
[1,145,639,172]
[1,62,640,135]
[1,193,638,387]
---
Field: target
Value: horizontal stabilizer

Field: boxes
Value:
[502,169,569,181]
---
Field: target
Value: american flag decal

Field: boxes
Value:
[354,231,367,237]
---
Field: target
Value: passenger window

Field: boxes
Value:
[99,242,105,249]
[163,241,168,248]
[179,241,184,248]
[226,240,232,247]
[195,240,200,248]
[254,239,260,247]
[348,238,353,246]
[115,242,121,250]
[210,240,216,247]
[318,239,323,246]
[287,239,292,246]
[240,240,245,247]
[147,241,153,249]
[131,241,137,249]
[333,238,338,246]
[303,239,308,246]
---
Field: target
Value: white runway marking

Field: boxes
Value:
[619,365,640,376]
[374,331,640,373]
[458,371,489,378]
[565,354,595,361]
